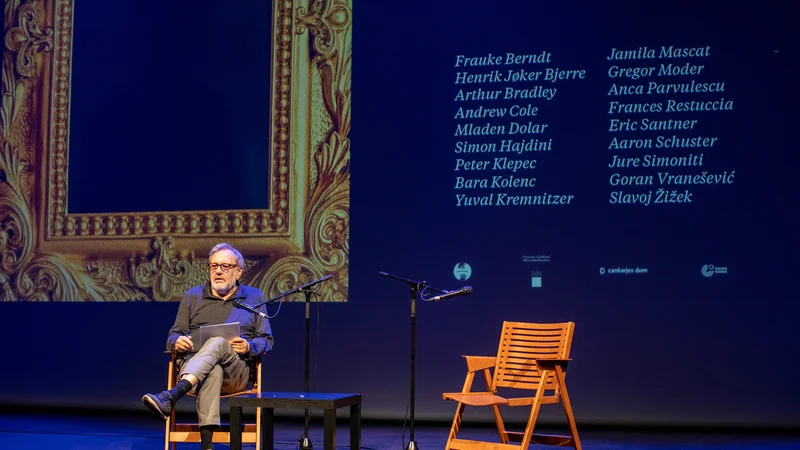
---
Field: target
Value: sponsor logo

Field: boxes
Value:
[523,255,551,263]
[600,267,648,275]
[531,269,542,288]
[701,264,727,278]
[454,262,472,280]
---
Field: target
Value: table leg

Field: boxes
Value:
[263,407,274,450]
[230,405,242,450]
[323,408,337,450]
[350,403,361,450]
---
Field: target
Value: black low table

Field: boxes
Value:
[229,392,362,450]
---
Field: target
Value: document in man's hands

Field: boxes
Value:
[197,322,240,348]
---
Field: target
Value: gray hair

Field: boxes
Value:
[209,243,245,269]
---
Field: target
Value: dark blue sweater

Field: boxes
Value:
[166,283,274,359]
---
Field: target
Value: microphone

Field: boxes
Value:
[233,300,266,318]
[296,273,333,291]
[428,286,473,302]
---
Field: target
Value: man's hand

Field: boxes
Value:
[230,337,250,355]
[175,335,194,353]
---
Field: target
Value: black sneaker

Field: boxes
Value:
[142,391,174,421]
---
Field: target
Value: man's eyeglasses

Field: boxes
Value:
[208,263,237,273]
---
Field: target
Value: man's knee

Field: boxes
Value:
[204,336,228,348]
[200,336,234,356]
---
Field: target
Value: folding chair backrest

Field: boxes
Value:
[492,321,574,391]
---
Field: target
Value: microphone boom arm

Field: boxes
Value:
[255,274,333,307]
[379,271,450,295]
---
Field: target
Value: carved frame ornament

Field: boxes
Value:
[1,0,351,301]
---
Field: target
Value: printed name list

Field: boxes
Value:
[605,45,736,206]
[452,51,585,207]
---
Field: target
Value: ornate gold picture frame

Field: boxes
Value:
[1,0,352,301]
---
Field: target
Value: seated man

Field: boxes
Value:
[142,243,274,450]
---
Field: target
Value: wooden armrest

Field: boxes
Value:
[463,356,495,373]
[535,359,571,370]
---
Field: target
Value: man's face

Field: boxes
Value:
[209,249,242,297]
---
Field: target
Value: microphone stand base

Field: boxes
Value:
[299,437,313,450]
[405,440,419,450]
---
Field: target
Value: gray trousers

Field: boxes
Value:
[178,336,250,427]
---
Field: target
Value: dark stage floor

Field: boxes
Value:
[0,411,799,450]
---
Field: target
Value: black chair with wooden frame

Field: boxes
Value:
[443,321,581,450]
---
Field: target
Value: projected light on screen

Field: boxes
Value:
[0,0,351,302]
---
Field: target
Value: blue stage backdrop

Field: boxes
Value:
[1,0,798,429]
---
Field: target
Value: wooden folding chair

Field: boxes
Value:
[443,321,581,450]
[164,353,262,450]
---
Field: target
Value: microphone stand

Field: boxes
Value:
[379,271,449,450]
[300,288,314,450]
[258,274,333,450]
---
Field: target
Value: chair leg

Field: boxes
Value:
[445,402,465,450]
[256,406,262,450]
[163,419,169,450]
[491,404,509,444]
[166,357,175,450]
[446,370,479,450]
[480,368,509,444]
[165,408,176,450]
[520,373,548,449]
[555,367,581,450]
